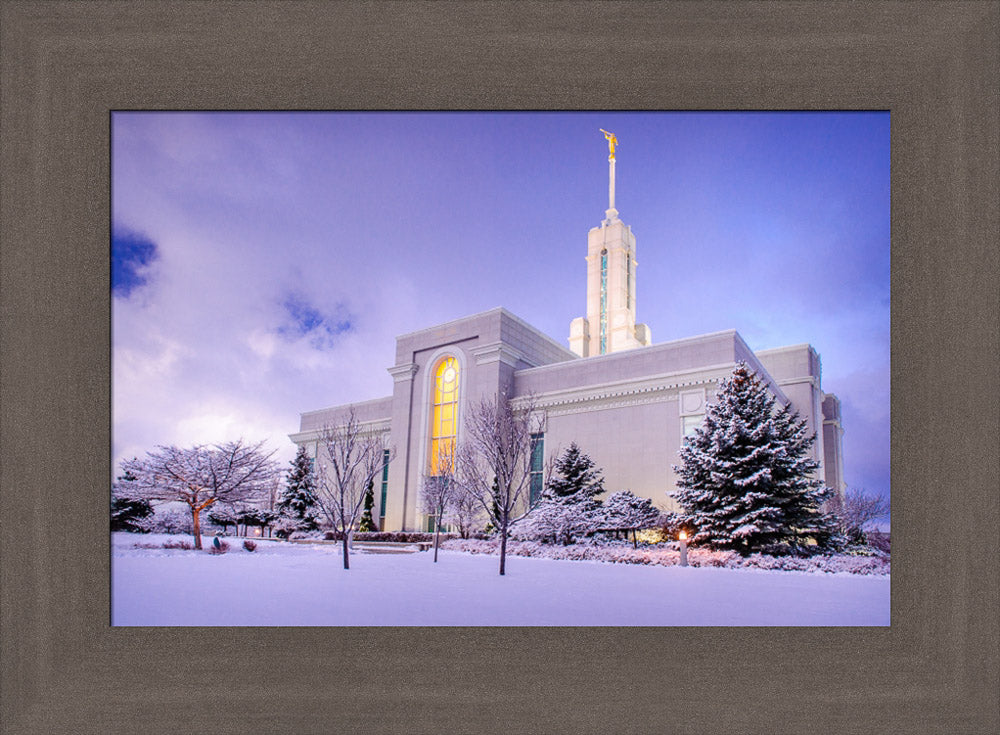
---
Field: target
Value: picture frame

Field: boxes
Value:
[2,2,996,732]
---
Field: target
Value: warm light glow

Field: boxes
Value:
[678,530,687,541]
[430,356,459,474]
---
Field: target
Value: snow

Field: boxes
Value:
[112,533,890,626]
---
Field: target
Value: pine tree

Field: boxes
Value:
[672,362,839,555]
[111,466,153,532]
[276,446,320,532]
[358,479,376,532]
[521,443,606,544]
[546,442,605,501]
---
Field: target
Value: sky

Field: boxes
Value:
[112,111,890,496]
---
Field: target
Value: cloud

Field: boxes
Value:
[278,293,353,348]
[111,228,159,297]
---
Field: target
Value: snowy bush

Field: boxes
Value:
[243,540,257,552]
[162,539,194,550]
[152,510,194,535]
[439,538,889,575]
[208,539,230,555]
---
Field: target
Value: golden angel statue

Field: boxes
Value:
[600,129,618,160]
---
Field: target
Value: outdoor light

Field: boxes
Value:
[678,530,689,567]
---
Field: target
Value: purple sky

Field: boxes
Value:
[112,111,889,496]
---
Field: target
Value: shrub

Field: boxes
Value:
[162,540,193,550]
[243,540,257,552]
[866,530,890,555]
[208,540,230,555]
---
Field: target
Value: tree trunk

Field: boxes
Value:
[433,512,441,563]
[191,507,203,550]
[342,530,350,570]
[633,528,638,549]
[499,516,508,576]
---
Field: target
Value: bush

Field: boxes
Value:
[321,531,445,543]
[162,540,193,550]
[243,540,257,552]
[208,540,230,555]
[439,537,890,575]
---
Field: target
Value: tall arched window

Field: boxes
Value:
[429,356,460,475]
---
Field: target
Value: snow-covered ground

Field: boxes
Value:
[112,533,890,626]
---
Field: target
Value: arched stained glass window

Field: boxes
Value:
[429,356,460,475]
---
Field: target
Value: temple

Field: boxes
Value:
[290,132,845,531]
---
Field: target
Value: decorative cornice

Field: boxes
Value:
[289,418,392,445]
[471,341,530,368]
[512,374,724,415]
[774,376,820,390]
[387,363,419,382]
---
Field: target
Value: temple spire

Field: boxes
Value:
[600,129,619,222]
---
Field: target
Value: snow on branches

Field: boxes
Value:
[121,439,280,550]
[513,443,605,545]
[313,409,395,570]
[671,362,839,555]
[601,490,661,547]
[454,391,542,575]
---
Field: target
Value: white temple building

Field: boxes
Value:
[290,133,845,532]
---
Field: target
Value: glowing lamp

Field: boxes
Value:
[678,529,689,567]
[678,530,687,540]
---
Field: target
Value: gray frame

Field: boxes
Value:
[2,2,997,733]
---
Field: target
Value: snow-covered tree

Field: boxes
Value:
[447,482,484,539]
[235,506,278,537]
[546,442,605,502]
[671,362,839,555]
[512,498,599,545]
[420,443,457,562]
[358,480,377,532]
[207,505,238,535]
[313,410,395,570]
[122,439,280,550]
[110,466,153,532]
[275,446,320,532]
[829,487,889,544]
[455,392,542,575]
[517,443,604,545]
[601,490,660,548]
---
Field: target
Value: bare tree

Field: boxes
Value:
[829,487,890,543]
[447,483,484,539]
[121,439,279,550]
[455,392,542,575]
[420,443,457,562]
[313,410,395,570]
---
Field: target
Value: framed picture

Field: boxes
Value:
[2,2,996,733]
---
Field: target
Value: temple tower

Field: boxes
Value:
[569,130,651,357]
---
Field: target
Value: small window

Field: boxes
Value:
[682,414,704,438]
[529,433,544,505]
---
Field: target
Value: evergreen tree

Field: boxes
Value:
[672,362,839,555]
[111,467,153,532]
[358,479,376,532]
[546,442,605,501]
[519,443,606,544]
[276,446,320,532]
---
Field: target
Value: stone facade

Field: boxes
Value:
[290,307,845,531]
